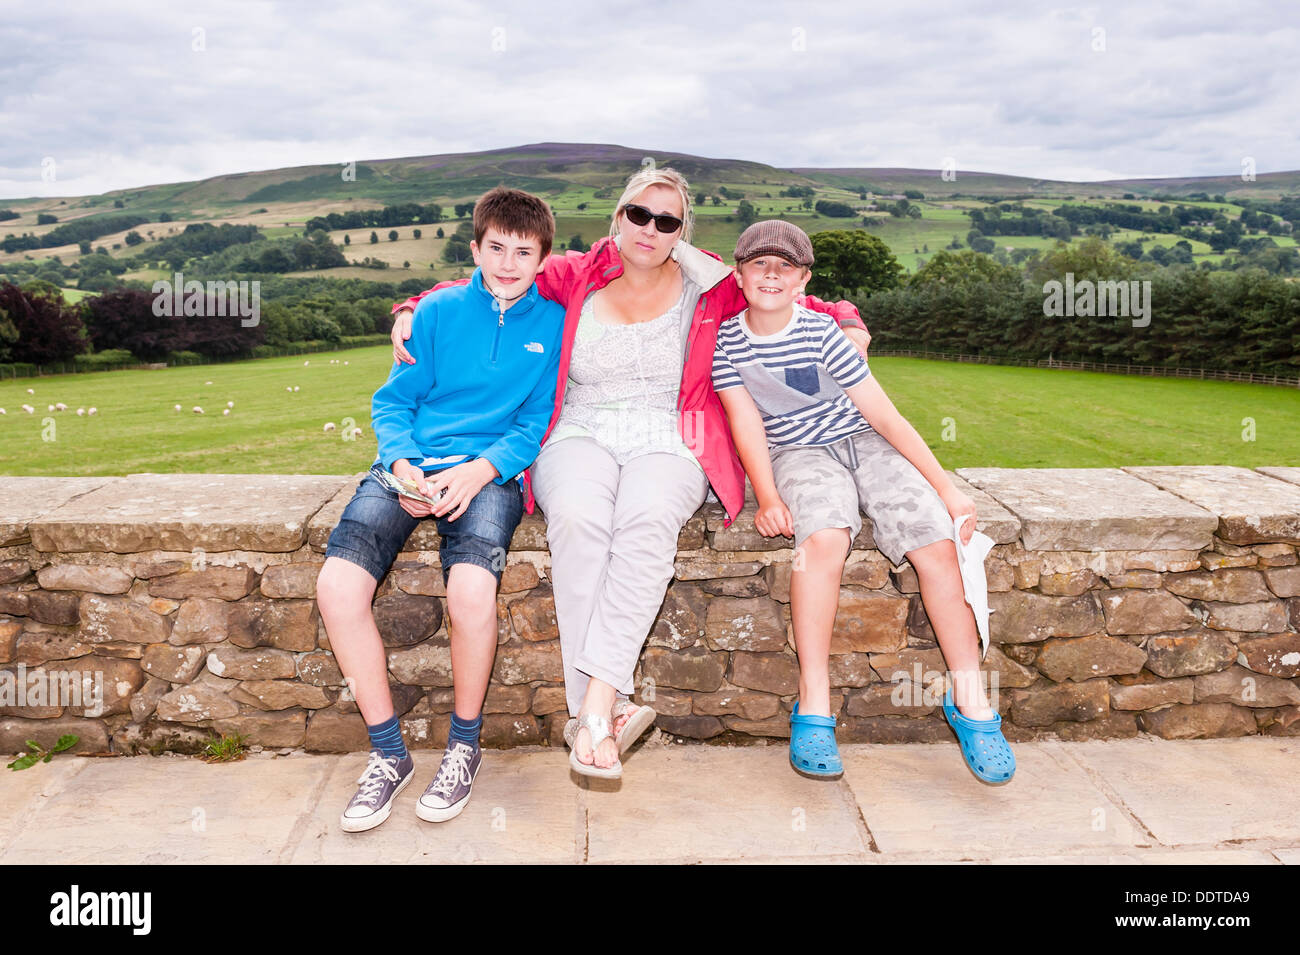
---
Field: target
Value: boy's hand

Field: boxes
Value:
[391,307,415,365]
[754,496,794,538]
[392,459,436,518]
[425,459,498,521]
[942,488,978,544]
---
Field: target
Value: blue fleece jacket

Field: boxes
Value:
[370,267,565,484]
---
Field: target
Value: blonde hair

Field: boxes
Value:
[608,166,694,244]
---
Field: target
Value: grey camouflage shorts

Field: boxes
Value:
[769,429,952,566]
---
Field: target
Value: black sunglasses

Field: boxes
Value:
[622,202,683,234]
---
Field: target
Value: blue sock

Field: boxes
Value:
[449,711,482,750]
[366,714,408,761]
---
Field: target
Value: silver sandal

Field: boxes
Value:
[610,698,657,754]
[565,712,622,779]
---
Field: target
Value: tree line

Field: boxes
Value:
[803,232,1300,377]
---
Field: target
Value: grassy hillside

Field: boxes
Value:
[2,347,1296,475]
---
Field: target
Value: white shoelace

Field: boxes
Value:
[428,743,475,798]
[353,751,401,807]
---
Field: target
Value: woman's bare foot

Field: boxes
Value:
[573,721,620,769]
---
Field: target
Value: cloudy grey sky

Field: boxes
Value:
[2,0,1295,199]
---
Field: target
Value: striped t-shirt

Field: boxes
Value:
[712,303,873,448]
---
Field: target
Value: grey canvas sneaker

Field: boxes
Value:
[340,750,415,832]
[415,741,481,822]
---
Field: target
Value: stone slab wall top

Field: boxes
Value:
[946,471,1021,543]
[0,478,118,547]
[1125,466,1300,545]
[1258,467,1300,489]
[28,474,350,554]
[305,474,367,552]
[956,467,1217,552]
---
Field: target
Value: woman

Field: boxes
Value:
[388,168,871,777]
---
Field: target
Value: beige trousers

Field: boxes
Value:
[529,436,709,716]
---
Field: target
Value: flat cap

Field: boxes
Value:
[734,219,814,267]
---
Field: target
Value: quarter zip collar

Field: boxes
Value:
[469,266,540,317]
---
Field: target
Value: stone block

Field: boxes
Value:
[1010,679,1109,726]
[1263,565,1300,598]
[149,566,257,600]
[205,645,296,681]
[1126,466,1300,545]
[648,581,708,650]
[1099,589,1197,635]
[259,562,322,598]
[691,683,781,720]
[304,705,370,752]
[1035,633,1148,682]
[988,590,1104,643]
[79,594,171,645]
[1137,703,1256,739]
[156,684,240,722]
[1193,665,1300,708]
[508,583,558,642]
[0,715,109,754]
[640,645,726,692]
[1164,569,1271,603]
[0,477,116,547]
[141,643,206,683]
[229,599,319,652]
[830,588,908,653]
[704,596,786,652]
[387,640,453,687]
[1109,677,1194,710]
[368,592,443,648]
[230,680,332,710]
[212,709,307,748]
[36,564,133,594]
[491,641,563,686]
[1235,632,1300,678]
[1193,600,1289,634]
[727,651,800,695]
[29,591,81,626]
[654,714,724,739]
[959,467,1216,550]
[1143,630,1238,677]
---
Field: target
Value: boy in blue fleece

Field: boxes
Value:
[317,187,565,831]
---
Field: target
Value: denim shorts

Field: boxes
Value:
[325,463,524,585]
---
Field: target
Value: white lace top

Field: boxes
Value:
[547,286,702,468]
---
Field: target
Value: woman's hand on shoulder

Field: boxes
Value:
[391,308,415,365]
[843,324,871,359]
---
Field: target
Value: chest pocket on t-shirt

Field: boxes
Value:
[784,365,820,396]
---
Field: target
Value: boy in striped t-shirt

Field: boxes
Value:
[712,220,1014,785]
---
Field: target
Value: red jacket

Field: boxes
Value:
[392,236,865,527]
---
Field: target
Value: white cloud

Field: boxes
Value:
[1,0,1296,198]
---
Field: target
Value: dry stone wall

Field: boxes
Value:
[2,466,1298,755]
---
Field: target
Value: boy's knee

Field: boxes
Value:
[316,558,374,614]
[906,538,959,575]
[799,527,852,561]
[445,563,499,619]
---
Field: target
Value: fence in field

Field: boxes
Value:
[870,350,1300,388]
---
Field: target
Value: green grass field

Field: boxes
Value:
[1,348,1296,475]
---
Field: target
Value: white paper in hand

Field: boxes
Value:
[953,513,995,661]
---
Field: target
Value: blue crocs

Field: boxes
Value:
[941,685,1015,784]
[789,701,843,779]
